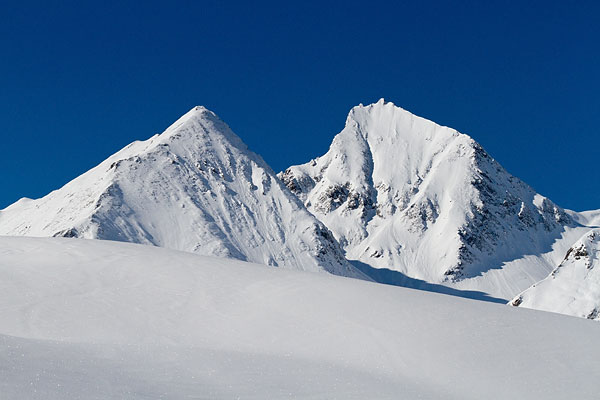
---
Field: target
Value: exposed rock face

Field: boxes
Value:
[280,99,573,283]
[0,106,363,278]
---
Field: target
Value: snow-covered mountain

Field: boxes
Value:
[280,99,594,298]
[0,106,361,277]
[511,229,600,320]
[2,236,599,399]
[2,100,597,302]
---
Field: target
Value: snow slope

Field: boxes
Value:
[281,99,595,298]
[0,107,360,277]
[0,236,599,399]
[511,229,600,319]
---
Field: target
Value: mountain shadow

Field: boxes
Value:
[351,260,507,304]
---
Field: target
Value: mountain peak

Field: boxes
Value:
[369,98,391,107]
[0,106,363,279]
[185,105,222,122]
[144,105,250,156]
[280,102,575,298]
[184,105,213,116]
[356,98,392,108]
[351,98,398,115]
[173,105,215,125]
[345,100,461,145]
[170,105,219,124]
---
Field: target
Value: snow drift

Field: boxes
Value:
[0,236,599,399]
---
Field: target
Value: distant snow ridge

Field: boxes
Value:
[511,229,600,320]
[280,99,573,283]
[0,106,361,277]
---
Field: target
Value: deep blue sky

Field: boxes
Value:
[1,1,599,211]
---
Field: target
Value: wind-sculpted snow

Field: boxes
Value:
[1,237,599,399]
[0,107,361,278]
[511,229,600,320]
[281,99,593,298]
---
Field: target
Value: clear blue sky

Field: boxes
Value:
[1,1,599,211]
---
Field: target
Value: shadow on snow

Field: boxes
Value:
[351,260,508,304]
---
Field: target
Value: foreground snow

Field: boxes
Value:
[1,237,599,399]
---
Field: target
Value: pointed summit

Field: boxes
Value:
[280,101,579,298]
[148,105,249,153]
[0,107,363,278]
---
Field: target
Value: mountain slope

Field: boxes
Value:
[511,229,600,320]
[1,236,599,399]
[0,107,360,277]
[280,99,590,297]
